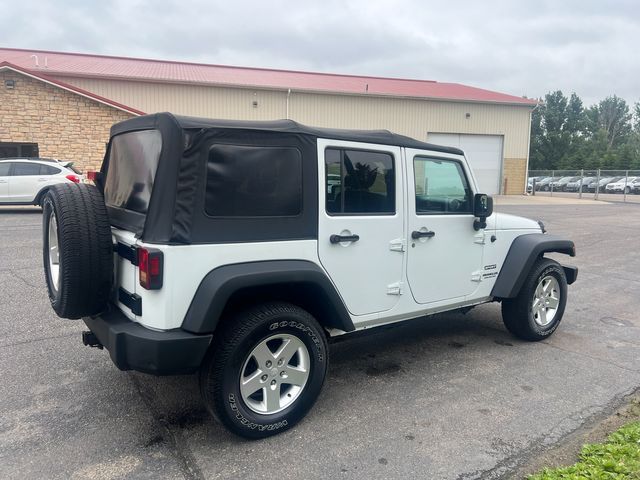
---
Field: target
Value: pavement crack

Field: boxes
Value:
[0,332,77,349]
[129,374,205,480]
[10,269,42,289]
[540,340,640,374]
[475,386,640,479]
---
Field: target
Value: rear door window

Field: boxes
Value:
[325,148,395,215]
[0,163,10,176]
[104,130,162,214]
[13,163,41,176]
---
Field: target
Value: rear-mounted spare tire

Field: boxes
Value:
[43,183,114,319]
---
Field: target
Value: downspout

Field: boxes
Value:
[286,88,291,119]
[523,102,540,195]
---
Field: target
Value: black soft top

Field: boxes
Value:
[110,112,463,155]
[104,113,464,244]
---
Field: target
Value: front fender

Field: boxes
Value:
[491,234,576,299]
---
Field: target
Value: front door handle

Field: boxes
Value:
[411,230,436,239]
[330,234,360,244]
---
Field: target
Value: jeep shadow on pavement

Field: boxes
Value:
[42,113,578,439]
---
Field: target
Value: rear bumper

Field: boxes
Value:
[83,306,212,375]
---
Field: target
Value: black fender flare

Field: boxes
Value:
[491,234,577,299]
[181,260,355,334]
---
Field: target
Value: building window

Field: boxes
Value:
[0,142,39,158]
[325,148,395,215]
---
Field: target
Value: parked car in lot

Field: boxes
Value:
[527,176,545,193]
[535,177,558,191]
[586,176,622,193]
[41,113,577,439]
[549,176,580,192]
[605,177,639,194]
[565,177,596,192]
[0,158,83,206]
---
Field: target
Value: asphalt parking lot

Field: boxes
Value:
[1,200,639,480]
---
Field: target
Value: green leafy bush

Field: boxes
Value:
[529,422,640,479]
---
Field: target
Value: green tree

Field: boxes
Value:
[586,95,632,149]
[529,93,640,172]
[529,91,585,170]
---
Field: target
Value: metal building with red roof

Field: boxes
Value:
[0,47,536,193]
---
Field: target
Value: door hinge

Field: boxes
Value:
[470,271,483,283]
[387,281,404,295]
[118,287,142,315]
[473,232,486,245]
[116,242,138,265]
[389,238,406,252]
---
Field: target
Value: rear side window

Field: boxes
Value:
[325,148,395,215]
[40,165,61,175]
[104,130,162,214]
[13,163,41,176]
[205,144,302,217]
[0,163,10,176]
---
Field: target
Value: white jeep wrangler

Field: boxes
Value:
[42,113,577,439]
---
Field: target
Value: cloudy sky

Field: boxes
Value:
[2,0,638,106]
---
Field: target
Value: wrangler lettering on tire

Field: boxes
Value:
[199,302,328,439]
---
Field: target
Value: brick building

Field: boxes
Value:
[0,48,537,193]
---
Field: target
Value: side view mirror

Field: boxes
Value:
[473,193,493,230]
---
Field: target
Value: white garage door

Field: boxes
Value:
[428,133,503,195]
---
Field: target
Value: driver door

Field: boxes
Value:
[406,150,484,304]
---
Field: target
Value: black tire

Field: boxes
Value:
[42,183,113,319]
[199,302,328,439]
[501,258,567,341]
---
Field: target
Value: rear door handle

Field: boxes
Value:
[330,234,360,244]
[411,230,436,239]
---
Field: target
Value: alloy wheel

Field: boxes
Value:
[531,275,560,327]
[239,334,310,415]
[48,211,61,293]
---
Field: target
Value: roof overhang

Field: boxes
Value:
[0,62,144,116]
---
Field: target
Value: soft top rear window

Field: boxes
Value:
[104,130,162,214]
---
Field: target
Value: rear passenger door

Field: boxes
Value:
[317,140,404,317]
[9,162,43,203]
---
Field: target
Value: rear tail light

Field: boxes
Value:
[138,248,163,290]
[86,171,98,182]
[65,174,80,183]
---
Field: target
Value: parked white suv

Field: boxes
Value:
[0,158,83,205]
[605,177,639,194]
[42,113,578,439]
